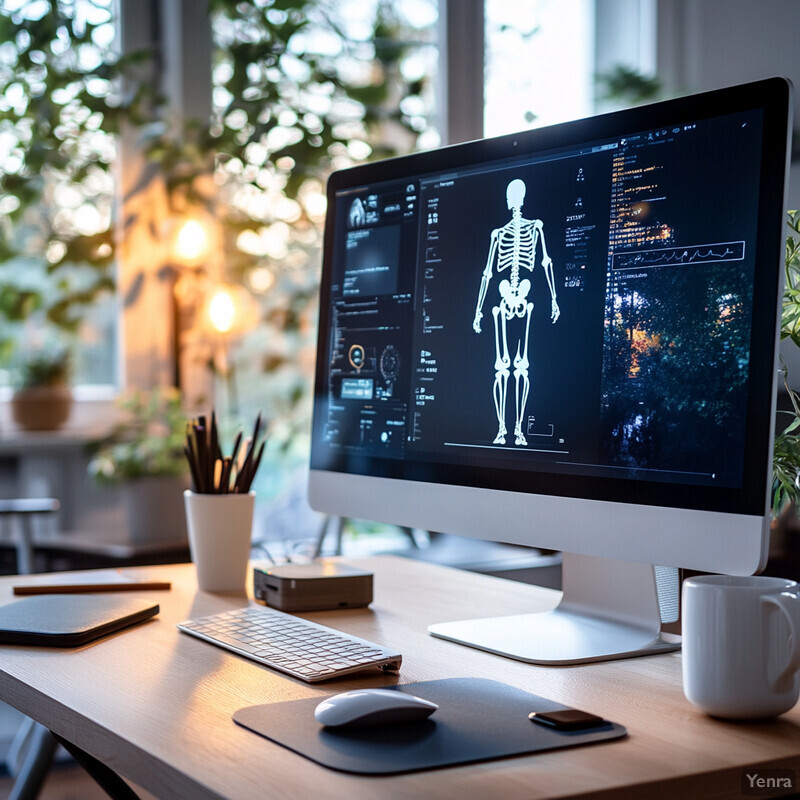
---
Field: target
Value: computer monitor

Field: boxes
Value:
[308,77,793,664]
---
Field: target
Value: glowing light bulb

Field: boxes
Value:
[208,288,236,333]
[174,219,210,263]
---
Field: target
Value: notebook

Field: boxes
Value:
[0,594,159,646]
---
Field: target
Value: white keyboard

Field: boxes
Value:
[177,606,402,683]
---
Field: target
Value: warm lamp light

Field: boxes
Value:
[203,283,260,338]
[169,215,215,389]
[204,283,258,416]
[208,288,236,334]
[174,218,210,264]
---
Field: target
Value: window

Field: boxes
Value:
[442,0,657,144]
[485,0,595,136]
[198,1,438,476]
[0,0,120,394]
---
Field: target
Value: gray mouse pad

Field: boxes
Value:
[233,677,626,775]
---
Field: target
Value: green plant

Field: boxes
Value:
[0,0,153,340]
[88,389,189,485]
[772,210,800,515]
[0,0,432,414]
[142,0,434,460]
[596,64,662,106]
[15,349,71,389]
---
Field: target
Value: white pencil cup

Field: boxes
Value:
[184,490,255,593]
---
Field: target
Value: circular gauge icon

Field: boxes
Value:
[380,345,400,384]
[348,344,365,371]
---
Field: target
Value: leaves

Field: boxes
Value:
[87,389,190,484]
[596,64,662,106]
[0,0,156,341]
[775,214,800,514]
[15,348,71,389]
[773,396,800,516]
[782,209,800,347]
[0,0,434,417]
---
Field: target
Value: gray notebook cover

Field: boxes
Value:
[0,594,159,647]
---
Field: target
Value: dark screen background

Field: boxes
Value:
[410,151,613,469]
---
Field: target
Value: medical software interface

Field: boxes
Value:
[316,110,763,491]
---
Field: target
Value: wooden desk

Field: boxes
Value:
[1,557,799,799]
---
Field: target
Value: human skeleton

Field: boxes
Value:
[473,179,560,445]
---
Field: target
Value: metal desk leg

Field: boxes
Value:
[50,732,141,800]
[15,515,34,575]
[8,723,57,800]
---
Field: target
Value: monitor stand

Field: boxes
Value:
[428,552,681,664]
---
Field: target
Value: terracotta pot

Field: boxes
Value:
[11,385,73,431]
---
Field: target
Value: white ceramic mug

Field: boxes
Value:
[682,574,800,719]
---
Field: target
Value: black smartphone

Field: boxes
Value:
[528,709,606,731]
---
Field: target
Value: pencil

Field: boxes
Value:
[13,581,172,595]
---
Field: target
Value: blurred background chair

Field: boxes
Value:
[0,499,60,576]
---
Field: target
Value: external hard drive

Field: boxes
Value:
[253,561,373,611]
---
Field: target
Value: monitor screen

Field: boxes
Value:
[308,78,792,664]
[312,78,788,518]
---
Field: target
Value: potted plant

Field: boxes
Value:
[772,211,800,508]
[11,348,73,431]
[766,210,800,572]
[88,389,190,544]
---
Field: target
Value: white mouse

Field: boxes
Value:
[314,688,438,728]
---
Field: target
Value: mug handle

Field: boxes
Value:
[762,592,800,693]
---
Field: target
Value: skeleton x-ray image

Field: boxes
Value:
[473,179,560,446]
[349,197,366,228]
